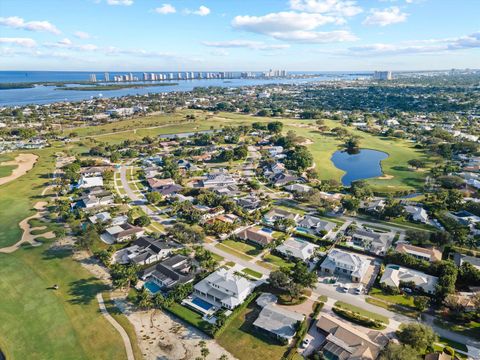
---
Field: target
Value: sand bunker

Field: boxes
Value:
[0,201,55,254]
[378,174,394,180]
[0,153,38,186]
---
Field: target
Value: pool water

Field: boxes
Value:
[192,297,214,311]
[144,281,162,294]
[261,227,273,233]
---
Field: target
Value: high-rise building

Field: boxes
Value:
[89,73,97,82]
[104,72,110,82]
[373,71,393,81]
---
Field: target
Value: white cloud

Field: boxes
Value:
[74,31,91,39]
[343,32,480,56]
[154,4,176,15]
[185,5,211,16]
[289,0,363,17]
[232,11,356,43]
[0,37,37,48]
[44,38,99,51]
[106,0,133,5]
[363,7,408,26]
[203,39,290,50]
[0,16,61,34]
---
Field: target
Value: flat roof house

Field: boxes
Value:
[192,268,257,310]
[78,176,104,189]
[395,243,442,263]
[380,264,438,294]
[237,226,274,247]
[275,238,318,262]
[142,254,199,290]
[320,249,370,283]
[316,314,385,360]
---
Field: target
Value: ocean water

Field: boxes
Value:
[0,71,370,106]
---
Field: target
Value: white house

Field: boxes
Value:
[192,268,257,310]
[405,205,429,223]
[78,176,104,189]
[380,264,438,294]
[275,238,318,262]
[319,249,370,283]
[284,183,312,194]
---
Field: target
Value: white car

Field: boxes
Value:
[354,285,364,294]
[301,338,311,349]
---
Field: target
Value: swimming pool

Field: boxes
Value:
[191,297,214,311]
[144,281,162,294]
[261,227,273,233]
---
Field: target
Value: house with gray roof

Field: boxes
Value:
[253,303,304,344]
[380,264,438,294]
[275,238,318,262]
[115,236,182,265]
[351,228,394,256]
[298,215,335,236]
[319,249,370,283]
[142,254,199,290]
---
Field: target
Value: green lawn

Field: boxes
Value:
[215,243,254,261]
[164,303,212,335]
[0,164,16,178]
[262,253,294,269]
[216,302,289,360]
[222,239,263,256]
[242,268,263,279]
[334,301,389,324]
[369,287,416,308]
[0,245,127,360]
[365,298,419,318]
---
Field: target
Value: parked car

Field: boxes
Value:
[301,338,311,349]
[354,285,363,294]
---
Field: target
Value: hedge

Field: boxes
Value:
[332,307,386,330]
[213,292,258,338]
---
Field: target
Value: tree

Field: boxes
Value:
[437,175,464,189]
[379,343,421,360]
[146,191,162,205]
[267,121,283,133]
[134,215,151,227]
[408,159,426,169]
[396,323,437,352]
[269,270,290,290]
[283,146,313,172]
[413,296,430,311]
[137,288,153,309]
[290,262,317,288]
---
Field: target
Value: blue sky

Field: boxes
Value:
[0,0,479,71]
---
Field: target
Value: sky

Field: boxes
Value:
[0,0,479,71]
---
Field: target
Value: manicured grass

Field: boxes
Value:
[435,319,480,340]
[369,287,416,308]
[0,245,127,360]
[164,303,212,335]
[262,253,294,269]
[242,268,263,279]
[102,293,143,360]
[366,298,419,319]
[438,337,468,352]
[222,239,262,256]
[216,302,289,360]
[215,243,253,261]
[0,164,16,178]
[0,149,57,248]
[334,301,389,324]
[211,253,225,262]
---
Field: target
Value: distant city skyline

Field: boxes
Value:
[0,0,479,71]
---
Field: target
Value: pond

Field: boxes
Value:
[331,149,389,186]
